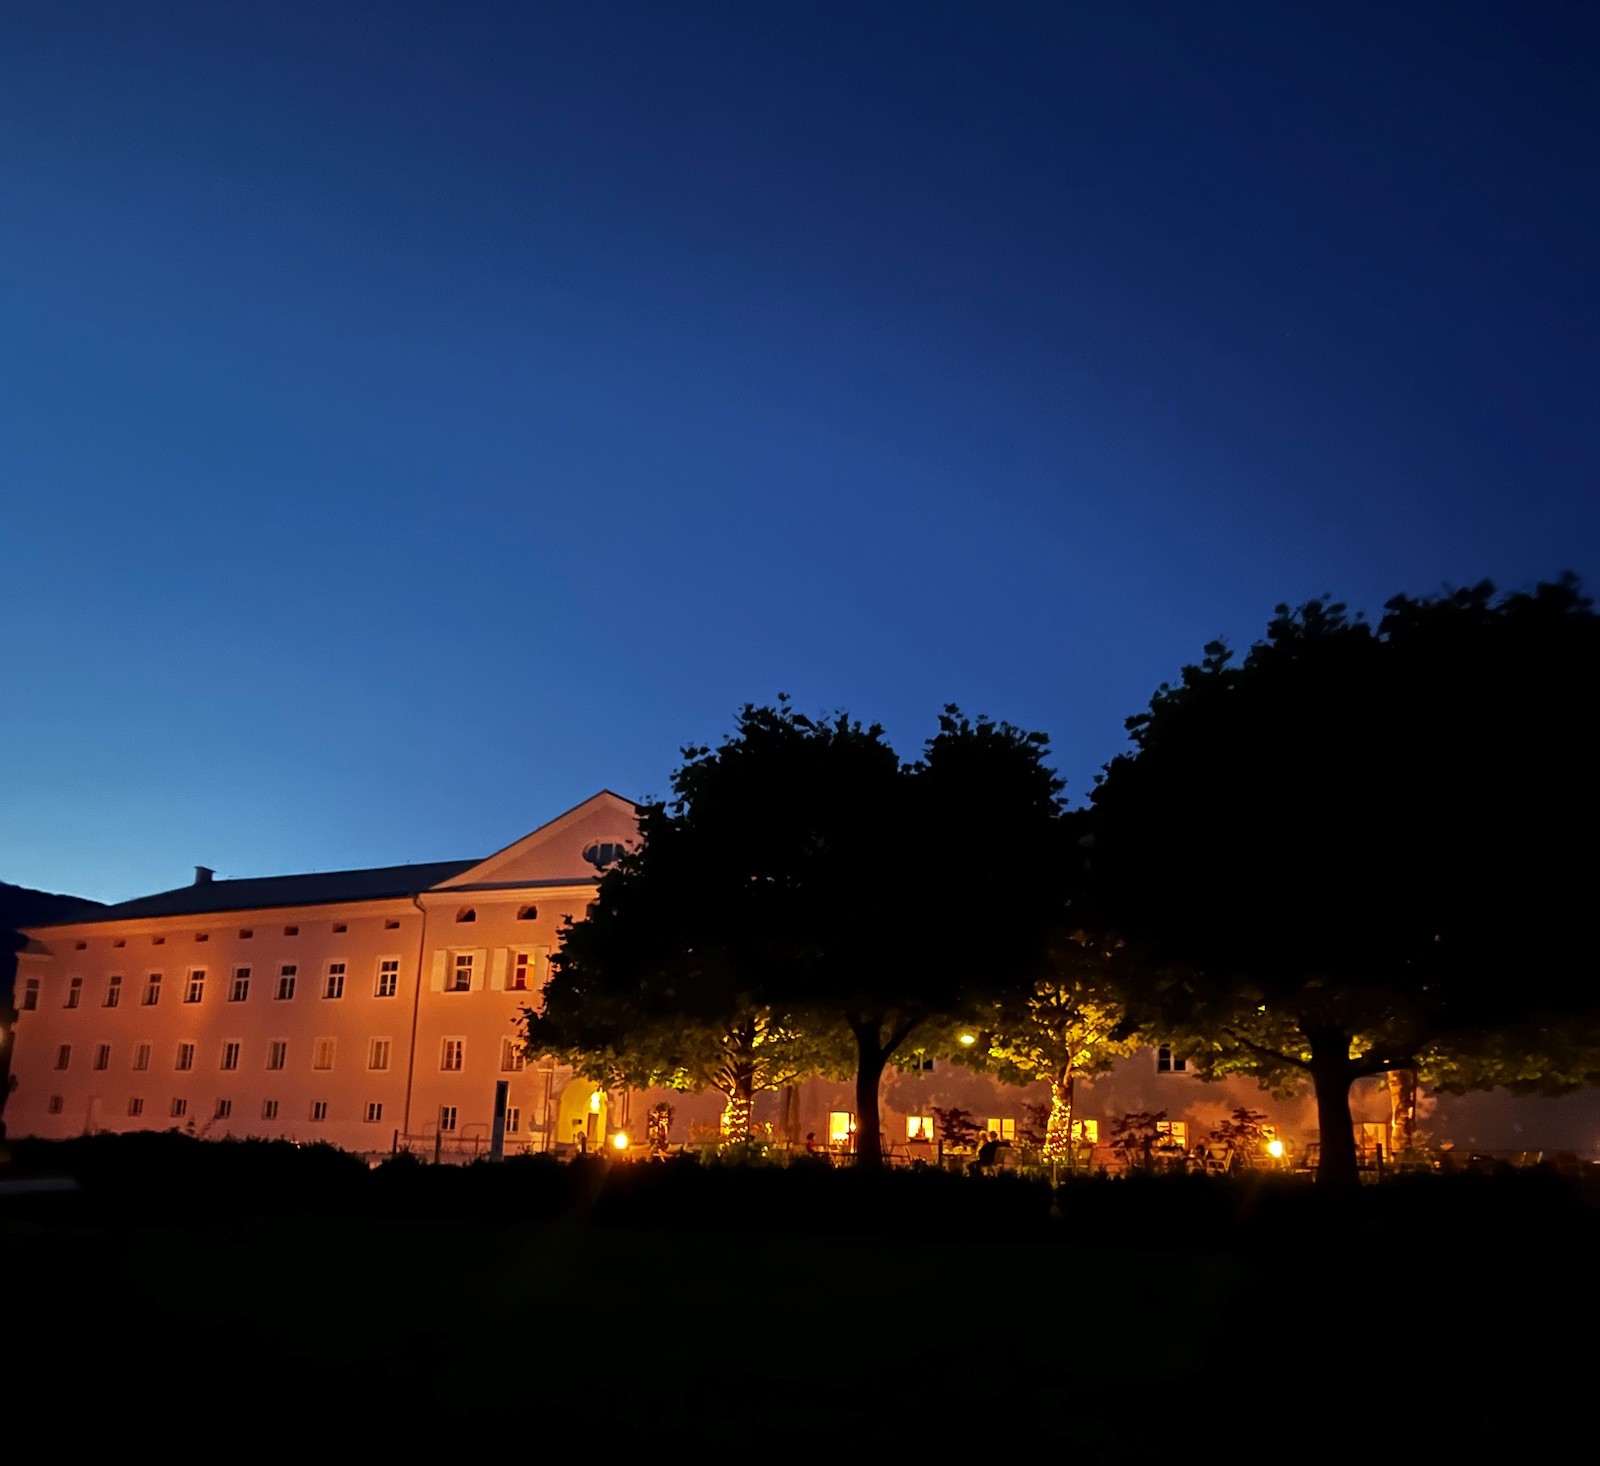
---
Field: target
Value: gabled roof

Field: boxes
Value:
[432,790,639,889]
[28,860,479,927]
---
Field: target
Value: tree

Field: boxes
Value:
[963,931,1139,1163]
[532,700,1069,1170]
[1088,576,1600,1187]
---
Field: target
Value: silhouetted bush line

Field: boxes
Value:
[5,1132,1597,1253]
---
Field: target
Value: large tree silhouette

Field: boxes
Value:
[1088,577,1600,1186]
[537,700,1067,1168]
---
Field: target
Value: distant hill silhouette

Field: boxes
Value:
[2,880,105,1006]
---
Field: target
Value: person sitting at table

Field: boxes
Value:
[969,1130,1003,1175]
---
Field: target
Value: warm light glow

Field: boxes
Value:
[958,1032,977,1046]
[1266,1138,1285,1159]
[828,1110,855,1146]
[611,1131,629,1151]
[588,1091,602,1113]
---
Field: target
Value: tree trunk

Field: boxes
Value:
[720,1076,754,1141]
[852,1038,889,1171]
[1387,1069,1418,1158]
[1309,1034,1359,1187]
[1043,1067,1074,1163]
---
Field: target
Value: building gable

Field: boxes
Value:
[430,791,639,890]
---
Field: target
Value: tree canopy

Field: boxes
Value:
[1088,576,1600,1185]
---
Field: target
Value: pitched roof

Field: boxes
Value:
[29,860,480,927]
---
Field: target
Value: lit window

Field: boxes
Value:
[439,1106,457,1133]
[66,977,82,1008]
[828,1111,855,1147]
[176,1043,195,1071]
[184,970,205,1003]
[1155,1120,1189,1149]
[22,978,39,1010]
[143,974,162,1006]
[313,1038,336,1071]
[364,1102,383,1123]
[500,1037,525,1073]
[262,1099,279,1120]
[47,1095,64,1114]
[1156,1046,1188,1074]
[214,1099,232,1120]
[229,968,250,1001]
[105,975,123,1008]
[368,1038,391,1071]
[171,1098,187,1118]
[449,954,473,991]
[985,1118,1017,1142]
[441,1038,464,1072]
[55,1044,71,1071]
[376,959,399,998]
[128,1097,144,1117]
[505,1106,521,1134]
[93,1044,111,1071]
[310,1100,328,1122]
[133,1043,151,1072]
[221,1042,241,1071]
[276,966,297,1000]
[1071,1119,1099,1144]
[267,1040,287,1071]
[906,1115,935,1142]
[456,908,476,924]
[323,963,345,999]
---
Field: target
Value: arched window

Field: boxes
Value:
[456,908,476,924]
[516,905,538,921]
[582,840,629,870]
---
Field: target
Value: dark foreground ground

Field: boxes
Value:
[2,1134,1593,1459]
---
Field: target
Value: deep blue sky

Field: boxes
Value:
[3,2,1595,901]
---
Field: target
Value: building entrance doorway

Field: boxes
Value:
[555,1078,607,1154]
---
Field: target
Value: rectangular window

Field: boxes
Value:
[214,1099,232,1120]
[176,1042,195,1071]
[105,975,123,1008]
[310,1100,328,1122]
[438,1105,457,1133]
[128,1097,144,1117]
[364,1102,383,1123]
[828,1111,855,1147]
[500,1037,525,1073]
[262,1099,279,1120]
[184,970,205,1003]
[55,1044,71,1071]
[133,1043,151,1072]
[276,966,297,1000]
[313,1038,336,1071]
[171,1098,188,1118]
[229,968,250,1001]
[267,1041,287,1071]
[505,1106,521,1134]
[323,963,345,999]
[48,1095,64,1115]
[94,1044,111,1071]
[66,977,83,1008]
[368,1038,391,1072]
[449,953,473,991]
[376,959,399,998]
[1071,1119,1100,1144]
[906,1115,935,1142]
[143,974,162,1006]
[1156,1120,1189,1148]
[22,978,39,1010]
[985,1118,1017,1143]
[221,1042,241,1071]
[440,1038,464,1072]
[509,951,531,991]
[1156,1045,1188,1074]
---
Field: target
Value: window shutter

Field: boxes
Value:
[535,944,552,983]
[429,951,446,992]
[470,948,486,991]
[489,949,507,991]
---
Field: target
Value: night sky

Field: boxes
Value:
[3,2,1595,901]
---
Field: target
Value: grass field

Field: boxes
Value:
[4,1135,1593,1457]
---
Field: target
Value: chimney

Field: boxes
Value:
[194,866,214,886]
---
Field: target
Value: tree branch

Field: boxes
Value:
[1222,1026,1310,1070]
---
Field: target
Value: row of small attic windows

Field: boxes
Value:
[70,906,540,949]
